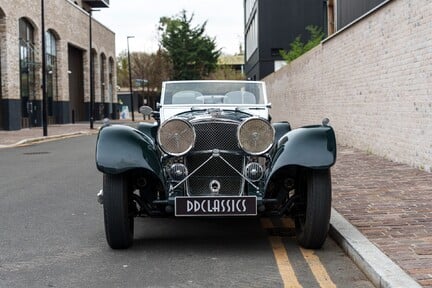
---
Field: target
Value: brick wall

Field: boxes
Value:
[0,0,116,103]
[264,0,432,172]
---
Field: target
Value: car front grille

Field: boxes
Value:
[186,121,244,196]
[192,121,240,151]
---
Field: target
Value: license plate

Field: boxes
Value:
[175,196,257,216]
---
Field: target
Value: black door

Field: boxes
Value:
[68,45,85,123]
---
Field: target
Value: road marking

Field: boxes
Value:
[269,236,303,288]
[281,217,295,228]
[261,218,302,288]
[260,217,274,229]
[300,248,336,288]
[279,217,336,288]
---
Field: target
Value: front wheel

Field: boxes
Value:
[103,173,134,249]
[294,169,332,249]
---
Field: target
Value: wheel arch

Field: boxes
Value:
[265,125,336,192]
[96,125,163,178]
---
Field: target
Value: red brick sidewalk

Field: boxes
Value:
[332,146,432,287]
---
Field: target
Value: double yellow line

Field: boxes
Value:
[261,218,336,288]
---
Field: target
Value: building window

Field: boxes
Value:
[245,13,258,60]
[108,57,114,117]
[46,30,58,116]
[100,53,106,103]
[245,0,257,23]
[19,18,35,120]
[327,0,335,35]
[0,10,5,102]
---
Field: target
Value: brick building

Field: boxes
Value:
[0,0,116,130]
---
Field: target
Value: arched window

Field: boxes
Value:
[0,9,5,129]
[19,18,35,125]
[100,53,106,103]
[108,57,115,118]
[46,30,58,117]
[0,9,5,101]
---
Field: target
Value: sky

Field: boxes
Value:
[93,0,244,56]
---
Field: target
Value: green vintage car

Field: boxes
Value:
[96,80,336,249]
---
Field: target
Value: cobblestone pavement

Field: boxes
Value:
[332,147,432,287]
[0,124,431,286]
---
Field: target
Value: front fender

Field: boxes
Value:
[268,125,337,176]
[96,125,163,178]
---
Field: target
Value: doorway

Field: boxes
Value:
[68,45,85,123]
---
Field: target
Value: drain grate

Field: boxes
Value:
[23,151,50,155]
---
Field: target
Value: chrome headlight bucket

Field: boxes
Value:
[157,118,196,156]
[238,117,275,155]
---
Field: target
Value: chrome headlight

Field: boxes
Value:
[238,117,275,155]
[158,118,195,156]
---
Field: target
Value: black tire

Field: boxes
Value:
[294,169,332,249]
[103,173,134,249]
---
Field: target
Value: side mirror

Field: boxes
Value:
[139,105,153,116]
[322,118,330,126]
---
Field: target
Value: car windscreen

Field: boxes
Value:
[162,82,266,105]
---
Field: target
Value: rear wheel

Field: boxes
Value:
[294,169,332,249]
[103,173,134,249]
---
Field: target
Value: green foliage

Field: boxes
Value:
[159,10,221,80]
[116,50,129,87]
[205,66,245,80]
[280,25,324,63]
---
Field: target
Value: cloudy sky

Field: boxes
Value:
[94,0,244,56]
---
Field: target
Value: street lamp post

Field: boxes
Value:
[41,0,48,136]
[127,36,135,121]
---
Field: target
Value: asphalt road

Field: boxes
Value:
[0,135,374,288]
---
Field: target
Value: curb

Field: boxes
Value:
[0,130,98,149]
[329,208,421,288]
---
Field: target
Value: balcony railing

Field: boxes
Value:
[83,0,109,8]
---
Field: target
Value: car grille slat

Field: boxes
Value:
[186,121,244,196]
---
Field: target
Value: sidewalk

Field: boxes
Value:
[0,123,101,147]
[332,147,432,287]
[0,124,431,286]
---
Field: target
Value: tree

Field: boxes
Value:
[116,50,129,88]
[147,49,173,89]
[205,66,245,80]
[280,25,324,63]
[116,49,172,90]
[159,10,221,80]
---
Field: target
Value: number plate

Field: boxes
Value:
[175,196,257,216]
